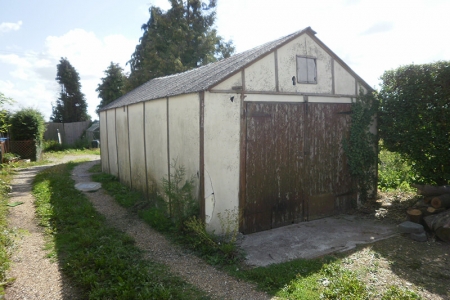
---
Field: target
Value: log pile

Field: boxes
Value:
[409,184,450,242]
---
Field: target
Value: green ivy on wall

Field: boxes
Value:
[343,91,378,203]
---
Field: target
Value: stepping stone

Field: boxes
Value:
[75,182,101,192]
[398,221,424,234]
[410,231,427,242]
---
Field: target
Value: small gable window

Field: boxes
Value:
[296,56,317,84]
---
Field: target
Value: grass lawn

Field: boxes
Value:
[32,161,208,299]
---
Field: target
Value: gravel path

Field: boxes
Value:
[5,157,272,299]
[73,160,271,300]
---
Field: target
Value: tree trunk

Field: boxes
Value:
[431,194,450,209]
[407,209,422,224]
[412,184,450,196]
[424,210,450,243]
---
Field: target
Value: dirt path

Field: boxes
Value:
[5,157,271,299]
[4,156,98,299]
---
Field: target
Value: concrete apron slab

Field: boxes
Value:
[239,215,398,267]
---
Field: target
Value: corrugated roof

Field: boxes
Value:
[101,27,370,111]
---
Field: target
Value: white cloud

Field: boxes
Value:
[0,29,136,120]
[0,21,23,33]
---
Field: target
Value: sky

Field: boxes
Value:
[1,0,449,121]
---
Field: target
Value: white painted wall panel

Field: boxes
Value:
[115,106,131,186]
[278,34,332,94]
[144,98,168,191]
[334,61,356,95]
[203,92,240,234]
[211,72,242,91]
[244,94,351,103]
[106,109,118,177]
[357,82,368,94]
[245,53,276,92]
[308,96,352,103]
[245,94,303,103]
[168,94,200,193]
[128,103,146,193]
[99,111,109,173]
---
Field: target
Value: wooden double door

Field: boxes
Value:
[243,101,352,234]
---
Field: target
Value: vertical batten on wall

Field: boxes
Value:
[238,69,247,230]
[143,102,149,198]
[127,105,133,189]
[115,108,120,180]
[199,91,205,221]
[331,57,335,95]
[166,97,170,188]
[275,49,279,92]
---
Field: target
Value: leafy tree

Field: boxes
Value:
[96,62,127,114]
[9,108,46,142]
[379,61,450,185]
[127,0,235,90]
[0,92,13,134]
[51,57,89,122]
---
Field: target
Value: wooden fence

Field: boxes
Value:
[44,121,90,145]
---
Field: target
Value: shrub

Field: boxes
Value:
[9,108,46,142]
[379,61,450,185]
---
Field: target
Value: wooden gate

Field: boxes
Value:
[242,101,352,234]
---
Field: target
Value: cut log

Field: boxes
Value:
[426,207,445,215]
[412,184,450,196]
[407,209,422,224]
[431,194,450,209]
[423,196,433,204]
[424,209,450,243]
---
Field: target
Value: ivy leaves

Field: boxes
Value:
[343,91,378,202]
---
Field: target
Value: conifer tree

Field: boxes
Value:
[96,62,127,114]
[51,57,89,122]
[127,0,234,90]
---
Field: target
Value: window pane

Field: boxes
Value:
[297,56,316,83]
[307,58,316,83]
[297,57,308,82]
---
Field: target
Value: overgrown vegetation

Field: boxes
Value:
[44,137,100,154]
[379,61,450,185]
[0,165,14,295]
[343,91,378,202]
[378,141,416,191]
[32,162,207,299]
[92,162,241,266]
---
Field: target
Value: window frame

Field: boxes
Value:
[296,55,317,84]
